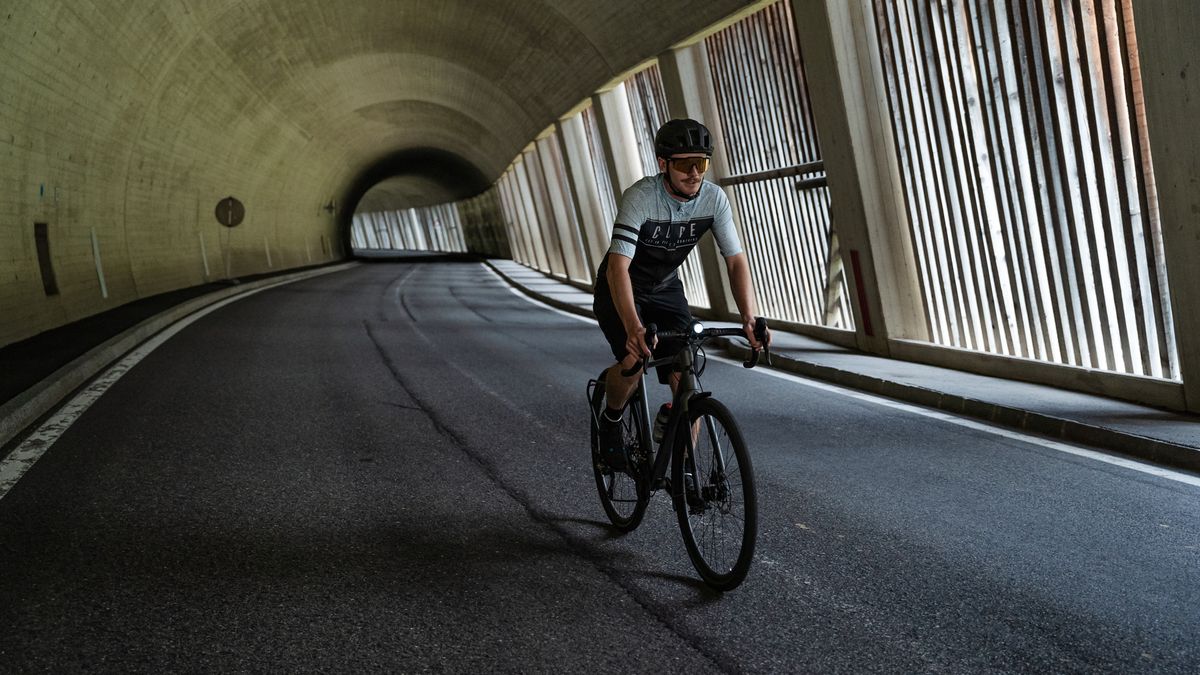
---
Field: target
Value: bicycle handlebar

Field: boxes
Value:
[618,317,770,376]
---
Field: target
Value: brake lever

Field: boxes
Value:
[742,316,770,369]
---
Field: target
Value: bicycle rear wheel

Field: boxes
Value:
[672,397,757,591]
[589,369,649,532]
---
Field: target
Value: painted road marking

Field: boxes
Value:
[487,264,1200,489]
[0,280,296,501]
[709,354,1200,489]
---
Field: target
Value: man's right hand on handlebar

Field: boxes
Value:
[623,323,654,364]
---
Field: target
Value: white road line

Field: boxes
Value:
[0,280,294,501]
[708,354,1200,489]
[482,265,596,325]
[481,267,1200,489]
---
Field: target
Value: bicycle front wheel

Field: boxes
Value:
[590,369,649,532]
[672,397,757,591]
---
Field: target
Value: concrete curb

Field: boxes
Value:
[485,260,1200,475]
[0,263,357,449]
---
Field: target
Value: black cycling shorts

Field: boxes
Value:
[594,274,693,384]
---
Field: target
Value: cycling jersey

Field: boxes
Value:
[595,174,742,293]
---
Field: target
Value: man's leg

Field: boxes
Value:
[604,353,642,411]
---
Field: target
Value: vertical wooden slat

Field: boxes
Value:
[968,0,1028,357]
[1059,0,1122,372]
[989,0,1053,361]
[876,0,941,342]
[1120,0,1175,377]
[1098,0,1151,375]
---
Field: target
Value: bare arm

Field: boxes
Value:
[605,253,651,362]
[725,252,770,350]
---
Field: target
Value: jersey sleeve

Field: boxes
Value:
[607,186,645,258]
[710,189,743,257]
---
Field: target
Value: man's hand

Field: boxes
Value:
[625,323,654,362]
[743,317,771,351]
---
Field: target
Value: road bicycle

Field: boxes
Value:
[586,318,768,591]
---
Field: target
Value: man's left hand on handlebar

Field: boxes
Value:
[743,317,771,352]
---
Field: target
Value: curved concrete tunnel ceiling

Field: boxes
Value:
[200,0,757,211]
[0,0,758,347]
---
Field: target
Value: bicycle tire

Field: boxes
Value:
[590,369,649,532]
[672,397,758,591]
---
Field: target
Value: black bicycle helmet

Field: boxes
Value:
[654,118,713,158]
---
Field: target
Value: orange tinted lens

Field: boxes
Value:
[670,157,710,173]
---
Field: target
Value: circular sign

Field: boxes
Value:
[215,196,245,228]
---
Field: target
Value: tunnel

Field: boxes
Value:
[2,1,1200,671]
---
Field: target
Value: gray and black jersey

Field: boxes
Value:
[596,174,743,294]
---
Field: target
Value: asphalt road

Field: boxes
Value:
[1,262,1197,673]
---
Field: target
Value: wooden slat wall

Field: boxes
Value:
[624,65,712,308]
[704,0,853,329]
[581,106,619,230]
[873,0,1177,379]
[539,133,592,282]
[350,202,469,254]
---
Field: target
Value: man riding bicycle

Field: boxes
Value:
[594,118,770,470]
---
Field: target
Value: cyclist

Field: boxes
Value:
[594,118,770,470]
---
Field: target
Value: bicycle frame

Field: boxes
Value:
[635,338,717,493]
[613,318,767,494]
[592,317,767,589]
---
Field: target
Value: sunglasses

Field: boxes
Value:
[668,157,710,174]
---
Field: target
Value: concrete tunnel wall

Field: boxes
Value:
[5,0,1200,416]
[1,3,343,348]
[0,0,758,349]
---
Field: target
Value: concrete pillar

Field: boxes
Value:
[522,148,567,276]
[535,136,576,278]
[498,175,530,265]
[556,115,608,278]
[592,83,644,200]
[788,0,927,355]
[658,42,739,319]
[500,174,533,266]
[513,158,551,271]
[1131,1,1200,411]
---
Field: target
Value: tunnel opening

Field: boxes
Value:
[338,148,490,258]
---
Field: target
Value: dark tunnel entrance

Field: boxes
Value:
[337,147,490,257]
